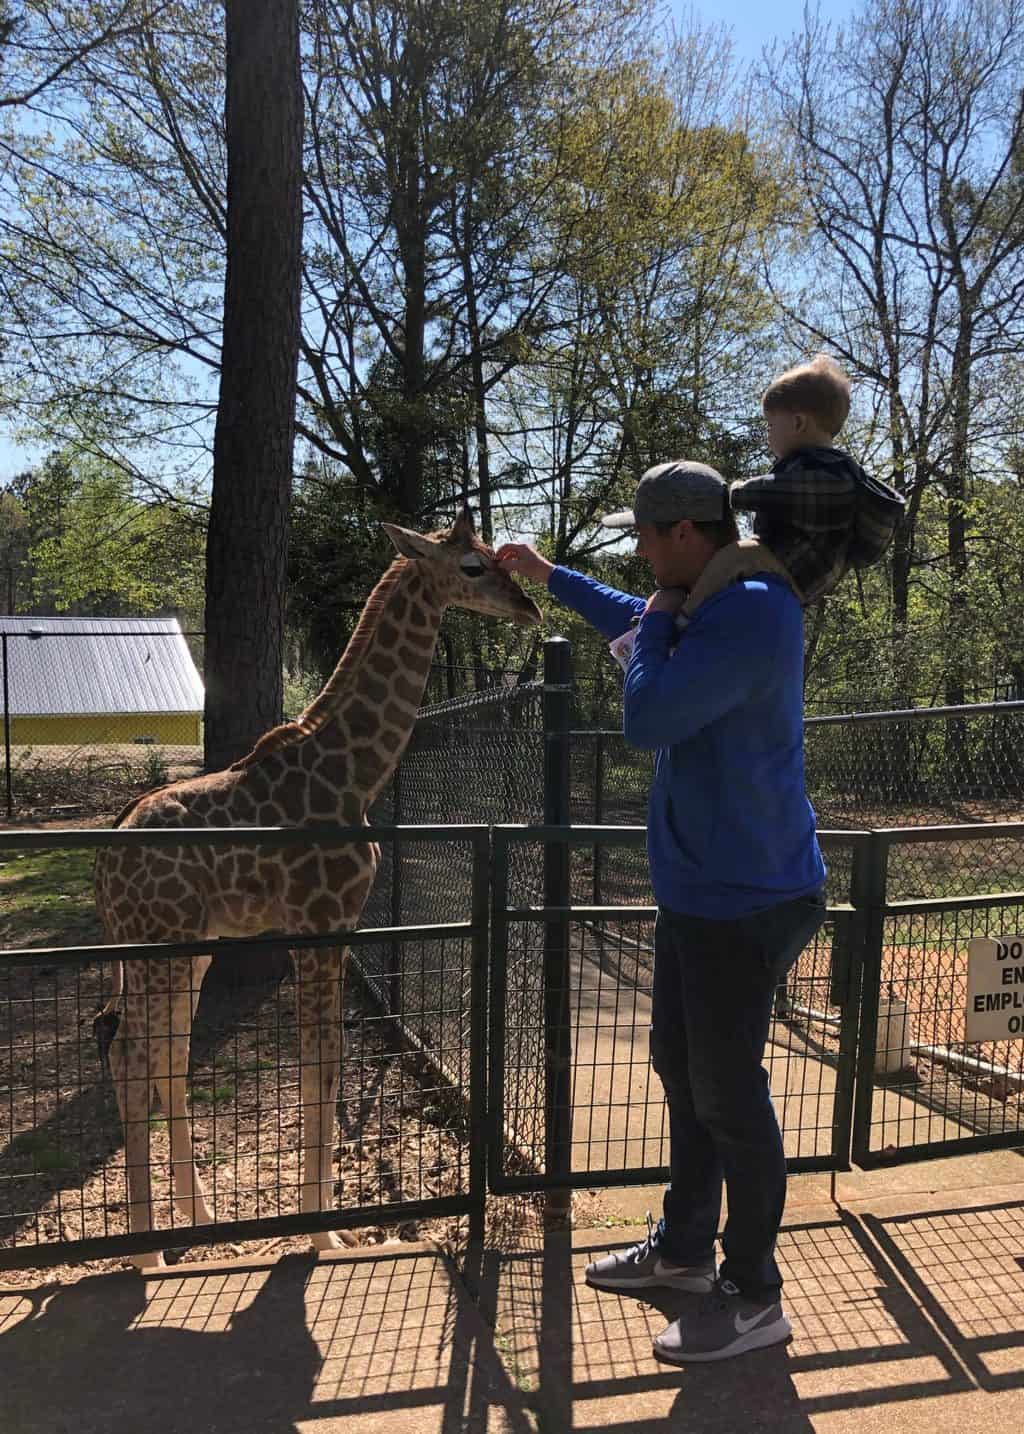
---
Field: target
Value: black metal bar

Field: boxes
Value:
[872,821,1024,841]
[490,823,866,848]
[882,893,1024,915]
[487,828,511,1192]
[806,698,1024,726]
[850,833,889,1167]
[0,821,491,852]
[467,829,491,1249]
[505,905,658,922]
[853,1127,1024,1171]
[492,1153,842,1196]
[542,638,573,1199]
[593,731,605,906]
[389,766,404,1018]
[0,921,473,969]
[495,823,648,845]
[0,1195,474,1271]
[828,906,860,1172]
[2,633,11,821]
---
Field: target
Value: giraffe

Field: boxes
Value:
[94,511,541,1268]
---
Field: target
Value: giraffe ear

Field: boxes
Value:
[382,523,441,561]
[452,507,476,539]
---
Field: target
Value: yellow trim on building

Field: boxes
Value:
[8,713,201,746]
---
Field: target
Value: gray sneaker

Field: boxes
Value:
[584,1213,716,1294]
[653,1278,792,1363]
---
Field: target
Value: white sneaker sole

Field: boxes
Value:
[585,1270,715,1294]
[653,1314,792,1363]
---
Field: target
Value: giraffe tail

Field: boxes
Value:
[93,1001,121,1067]
[94,962,124,1068]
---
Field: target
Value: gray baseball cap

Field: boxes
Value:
[600,460,728,529]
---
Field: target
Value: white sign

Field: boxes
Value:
[966,937,1024,1042]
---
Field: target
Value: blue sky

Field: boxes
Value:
[666,0,856,61]
[0,0,860,486]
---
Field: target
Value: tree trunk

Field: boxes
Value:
[205,0,303,774]
[460,197,493,542]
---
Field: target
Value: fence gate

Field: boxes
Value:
[851,825,1024,1168]
[487,827,865,1194]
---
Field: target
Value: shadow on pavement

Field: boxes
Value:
[865,1199,1024,1393]
[480,1202,1024,1431]
[0,1246,532,1434]
[4,1200,1023,1431]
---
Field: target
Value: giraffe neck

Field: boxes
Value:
[301,558,444,810]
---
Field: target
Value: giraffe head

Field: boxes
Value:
[383,510,542,625]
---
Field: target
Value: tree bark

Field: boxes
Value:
[204,0,303,773]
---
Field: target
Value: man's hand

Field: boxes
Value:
[644,587,687,617]
[495,542,554,586]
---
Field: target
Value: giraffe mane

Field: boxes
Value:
[110,782,177,828]
[229,557,412,771]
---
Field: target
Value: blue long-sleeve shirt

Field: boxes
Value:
[548,565,825,917]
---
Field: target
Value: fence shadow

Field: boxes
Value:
[864,1199,1024,1393]
[0,1246,532,1434]
[471,1201,1006,1431]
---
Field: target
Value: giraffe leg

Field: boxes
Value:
[153,955,214,1229]
[108,1003,164,1270]
[294,948,355,1251]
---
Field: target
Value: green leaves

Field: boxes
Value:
[8,449,204,618]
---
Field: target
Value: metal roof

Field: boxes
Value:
[0,617,204,716]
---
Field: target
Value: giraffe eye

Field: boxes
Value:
[459,555,487,579]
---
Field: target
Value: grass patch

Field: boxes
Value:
[189,1083,236,1107]
[7,1131,74,1171]
[0,847,100,948]
[197,1150,231,1168]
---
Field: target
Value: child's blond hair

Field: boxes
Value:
[762,354,851,437]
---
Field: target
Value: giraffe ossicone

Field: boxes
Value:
[94,511,541,1269]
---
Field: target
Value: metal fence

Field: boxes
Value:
[488,827,860,1193]
[4,621,1024,833]
[567,701,1024,840]
[3,819,1023,1269]
[3,638,1024,1269]
[0,824,488,1270]
[853,825,1024,1169]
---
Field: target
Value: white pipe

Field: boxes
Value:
[781,1006,1024,1092]
[907,1042,1024,1092]
[780,1001,840,1027]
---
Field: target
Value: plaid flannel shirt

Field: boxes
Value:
[730,447,904,604]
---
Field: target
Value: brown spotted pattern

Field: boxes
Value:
[92,514,540,1267]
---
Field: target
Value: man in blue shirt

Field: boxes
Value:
[497,460,826,1364]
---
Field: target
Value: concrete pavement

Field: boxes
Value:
[2,1154,1023,1433]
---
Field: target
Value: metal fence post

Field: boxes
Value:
[389,764,404,1018]
[2,633,12,820]
[848,831,889,1168]
[467,827,491,1265]
[592,730,605,906]
[543,637,573,1216]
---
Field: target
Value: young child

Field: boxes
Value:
[605,356,904,672]
[681,354,904,618]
